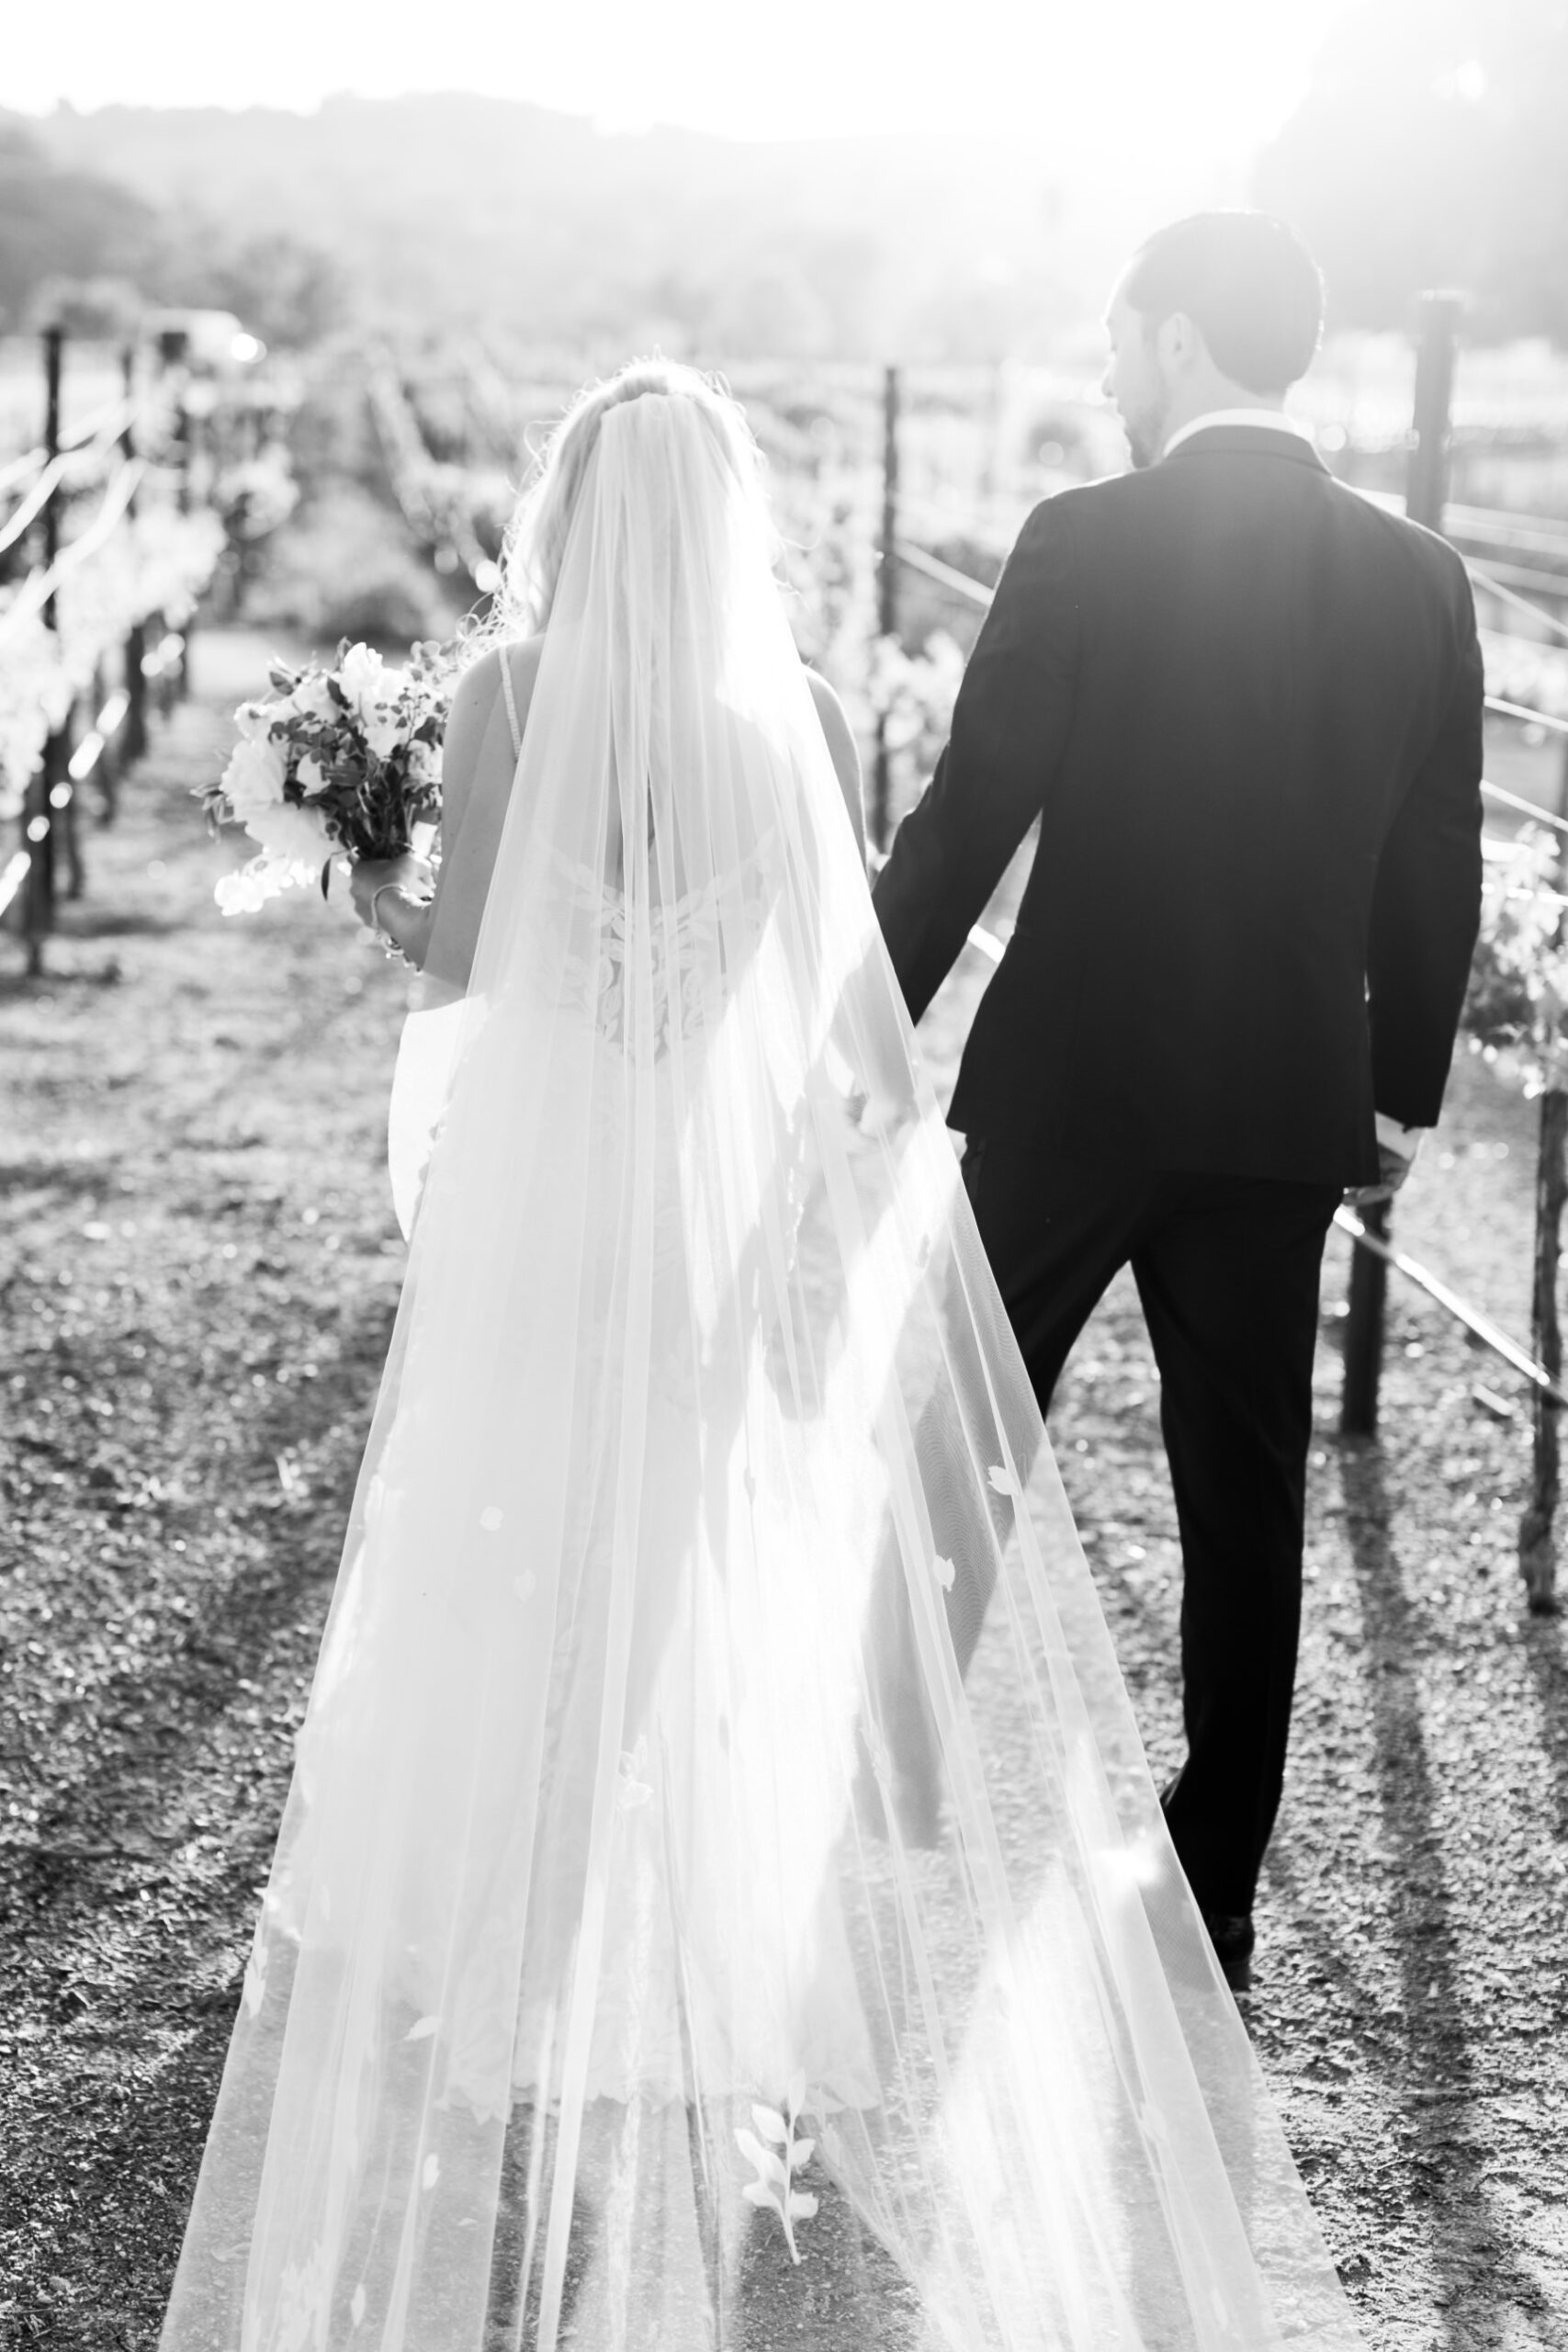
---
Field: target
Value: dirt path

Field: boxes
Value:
[1,634,1564,2349]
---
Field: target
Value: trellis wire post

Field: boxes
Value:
[1340,289,1464,1436]
[120,342,147,773]
[22,325,65,978]
[872,363,901,854]
[175,387,197,702]
[174,381,192,518]
[1518,727,1568,1613]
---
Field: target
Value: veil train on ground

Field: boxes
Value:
[160,380,1360,2351]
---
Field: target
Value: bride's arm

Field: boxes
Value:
[348,651,512,967]
[806,669,866,864]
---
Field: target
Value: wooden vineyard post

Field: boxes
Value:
[87,658,114,827]
[120,342,147,770]
[60,683,85,900]
[1341,290,1463,1434]
[1405,292,1463,534]
[173,378,196,703]
[872,363,901,854]
[1519,728,1568,1613]
[47,322,84,904]
[175,379,193,516]
[1520,1085,1568,1611]
[23,324,65,978]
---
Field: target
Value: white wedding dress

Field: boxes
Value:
[160,393,1361,2352]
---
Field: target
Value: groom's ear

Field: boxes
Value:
[1154,310,1206,377]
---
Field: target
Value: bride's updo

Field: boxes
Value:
[487,357,772,638]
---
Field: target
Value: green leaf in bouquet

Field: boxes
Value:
[320,859,333,901]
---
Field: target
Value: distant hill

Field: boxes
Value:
[28,92,1170,358]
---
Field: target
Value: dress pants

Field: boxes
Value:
[960,1137,1340,1918]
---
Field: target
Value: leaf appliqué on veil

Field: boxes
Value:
[735,2072,819,2262]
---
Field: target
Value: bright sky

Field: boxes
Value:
[13,0,1359,165]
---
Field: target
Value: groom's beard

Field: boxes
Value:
[1124,396,1171,470]
[1122,373,1175,470]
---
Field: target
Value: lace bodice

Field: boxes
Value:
[499,643,777,1054]
[550,850,777,1053]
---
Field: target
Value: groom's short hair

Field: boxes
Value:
[1123,212,1324,393]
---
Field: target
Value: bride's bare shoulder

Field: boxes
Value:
[443,638,547,793]
[451,637,546,726]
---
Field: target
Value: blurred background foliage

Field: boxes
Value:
[1258,0,1568,341]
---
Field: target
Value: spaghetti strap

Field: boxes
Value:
[497,648,523,756]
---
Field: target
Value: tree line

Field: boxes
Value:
[5,0,1567,359]
[0,114,344,349]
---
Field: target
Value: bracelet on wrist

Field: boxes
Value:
[370,883,423,970]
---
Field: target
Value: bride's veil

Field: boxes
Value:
[160,378,1358,2351]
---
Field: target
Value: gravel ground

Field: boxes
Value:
[1,634,1564,2349]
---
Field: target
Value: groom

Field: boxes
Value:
[873,211,1483,1988]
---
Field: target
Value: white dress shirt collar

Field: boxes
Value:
[1162,409,1313,458]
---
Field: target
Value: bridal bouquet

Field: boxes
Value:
[203,639,451,914]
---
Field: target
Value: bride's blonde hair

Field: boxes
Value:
[481,357,773,643]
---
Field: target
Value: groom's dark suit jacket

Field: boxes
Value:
[873,424,1484,1187]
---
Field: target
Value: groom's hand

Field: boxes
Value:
[1343,1140,1416,1211]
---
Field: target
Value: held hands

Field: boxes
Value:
[1343,1139,1416,1212]
[842,1085,917,1152]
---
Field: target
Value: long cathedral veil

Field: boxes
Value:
[161,383,1359,2351]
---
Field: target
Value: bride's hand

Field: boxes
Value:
[349,854,434,933]
[843,1086,916,1151]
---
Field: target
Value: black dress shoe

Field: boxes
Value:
[1202,1912,1255,1994]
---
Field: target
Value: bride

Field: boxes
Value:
[161,360,1359,2351]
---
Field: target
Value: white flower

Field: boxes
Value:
[288,671,338,723]
[335,644,407,758]
[297,753,328,796]
[216,854,297,914]
[221,735,288,820]
[249,799,332,868]
[338,642,388,711]
[216,865,265,915]
[233,699,274,742]
[362,704,404,762]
